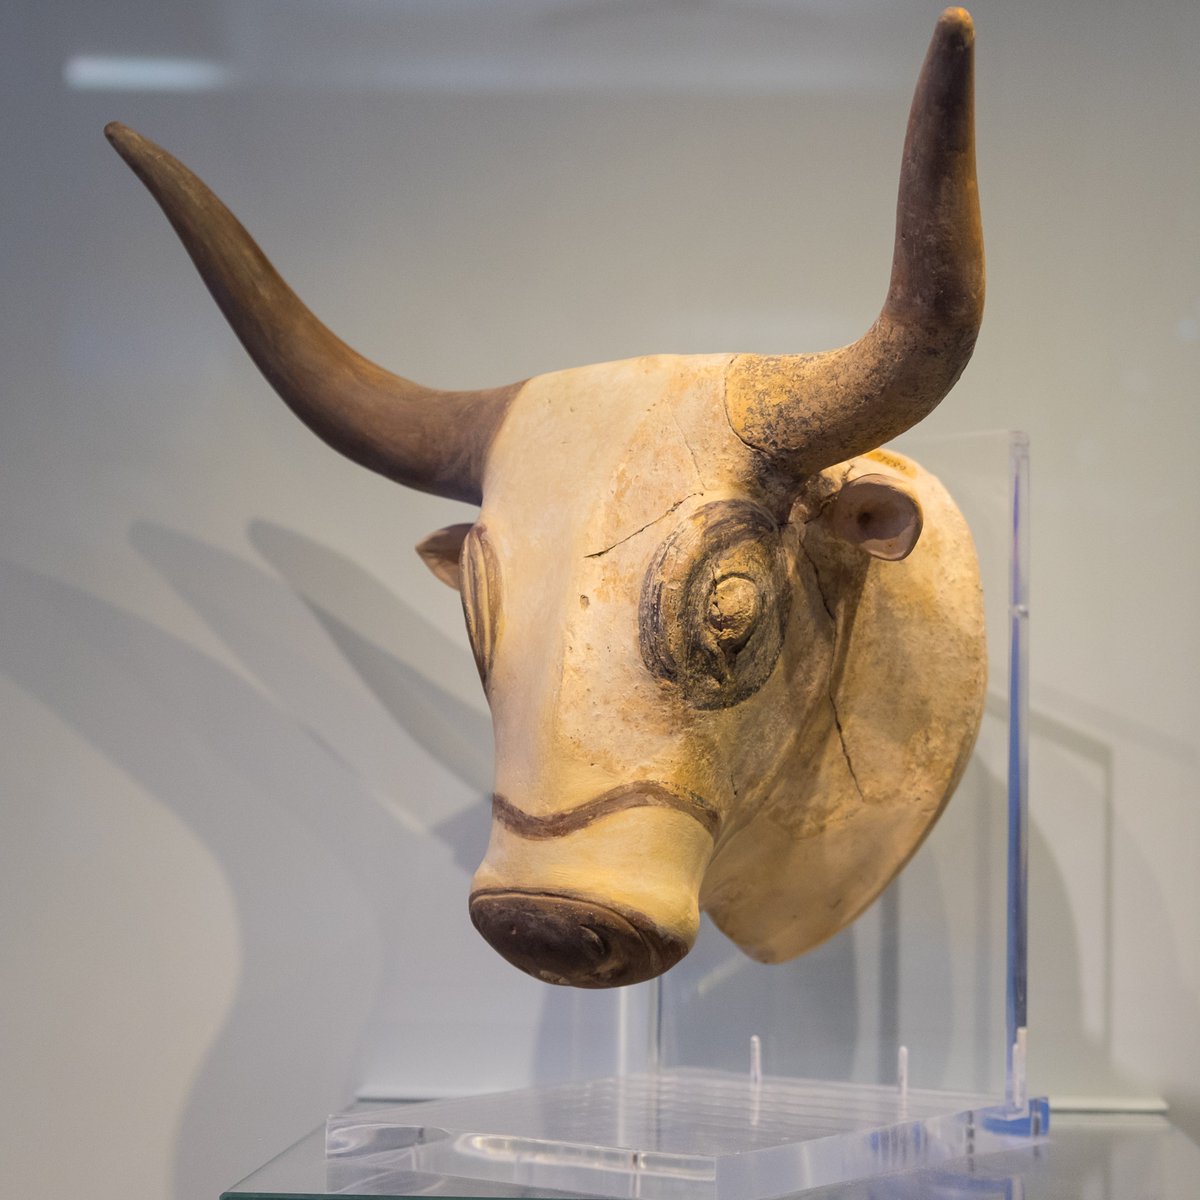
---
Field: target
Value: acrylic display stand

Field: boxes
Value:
[325,431,1047,1198]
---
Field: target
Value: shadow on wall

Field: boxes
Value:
[1026,703,1200,1143]
[657,907,861,1081]
[1,555,396,1197]
[0,532,615,1199]
[245,520,495,812]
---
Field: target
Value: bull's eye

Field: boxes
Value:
[707,574,760,647]
[461,524,500,689]
[640,501,789,710]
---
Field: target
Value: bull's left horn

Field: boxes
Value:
[105,123,516,504]
[726,8,984,473]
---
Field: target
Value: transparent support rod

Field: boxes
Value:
[1005,434,1031,1112]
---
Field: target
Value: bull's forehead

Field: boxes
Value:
[475,353,782,800]
[483,353,765,552]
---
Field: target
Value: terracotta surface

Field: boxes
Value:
[109,8,986,988]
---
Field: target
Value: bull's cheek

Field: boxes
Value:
[468,806,713,987]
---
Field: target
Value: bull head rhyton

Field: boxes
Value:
[107,9,986,988]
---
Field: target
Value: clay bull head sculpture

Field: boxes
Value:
[107,9,986,988]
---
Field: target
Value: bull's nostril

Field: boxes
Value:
[579,925,607,960]
[469,889,688,988]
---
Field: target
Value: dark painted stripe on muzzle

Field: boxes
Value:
[492,782,720,840]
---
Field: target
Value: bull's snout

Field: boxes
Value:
[470,889,688,987]
[469,781,715,986]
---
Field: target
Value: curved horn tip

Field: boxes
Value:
[104,121,149,165]
[936,8,975,46]
[103,120,131,147]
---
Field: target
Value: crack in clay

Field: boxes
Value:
[796,528,865,802]
[827,689,865,802]
[671,412,708,490]
[585,492,701,558]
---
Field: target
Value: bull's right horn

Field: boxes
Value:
[105,123,517,504]
[725,8,984,476]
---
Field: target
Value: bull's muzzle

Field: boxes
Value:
[469,782,718,986]
[469,889,688,988]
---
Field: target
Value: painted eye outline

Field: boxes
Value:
[639,501,790,710]
[460,524,501,689]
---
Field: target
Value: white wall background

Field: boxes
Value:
[2,1,1198,1197]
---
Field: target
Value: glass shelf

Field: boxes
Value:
[225,1113,1198,1199]
[326,1071,1046,1199]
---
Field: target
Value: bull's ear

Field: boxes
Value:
[416,523,473,590]
[827,473,923,561]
